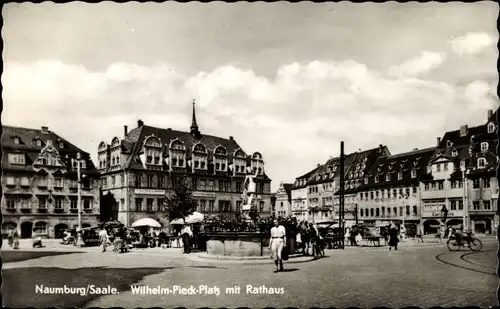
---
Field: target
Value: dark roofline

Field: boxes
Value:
[387,146,436,159]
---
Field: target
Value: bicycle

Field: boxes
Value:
[446,233,483,252]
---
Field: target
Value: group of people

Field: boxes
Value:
[6,228,20,249]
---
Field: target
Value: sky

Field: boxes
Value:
[3,2,499,192]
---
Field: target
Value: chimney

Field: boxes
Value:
[124,125,128,137]
[229,136,234,141]
[437,137,441,147]
[137,119,144,128]
[317,164,321,168]
[413,148,418,151]
[488,109,493,119]
[41,126,49,134]
[459,125,468,137]
[167,128,172,131]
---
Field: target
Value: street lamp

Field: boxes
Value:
[460,160,468,231]
[76,152,86,247]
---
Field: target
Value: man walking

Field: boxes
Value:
[181,223,193,254]
[269,219,286,272]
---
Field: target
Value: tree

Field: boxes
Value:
[163,176,198,222]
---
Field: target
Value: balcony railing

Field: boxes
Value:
[37,207,48,213]
[5,207,16,212]
[53,208,65,213]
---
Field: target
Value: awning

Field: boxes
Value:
[404,216,421,221]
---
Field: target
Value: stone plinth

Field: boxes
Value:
[204,232,271,257]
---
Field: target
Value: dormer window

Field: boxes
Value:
[349,172,353,179]
[427,166,431,173]
[323,174,327,180]
[481,142,489,152]
[13,137,20,145]
[446,140,453,148]
[59,142,64,149]
[451,150,458,157]
[398,172,403,180]
[487,122,495,133]
[413,161,418,167]
[375,176,379,183]
[364,177,368,184]
[36,139,42,147]
[386,174,391,182]
[477,158,487,169]
[411,170,417,178]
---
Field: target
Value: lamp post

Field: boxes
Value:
[76,152,85,247]
[460,161,468,231]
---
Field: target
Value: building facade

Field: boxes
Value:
[357,147,435,234]
[275,182,292,217]
[98,103,272,227]
[291,167,319,222]
[2,126,100,239]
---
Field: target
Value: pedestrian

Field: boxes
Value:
[345,227,351,246]
[12,229,20,249]
[416,226,424,243]
[388,223,399,251]
[295,227,302,253]
[98,226,109,252]
[181,223,193,254]
[7,228,14,247]
[400,226,406,242]
[269,219,286,272]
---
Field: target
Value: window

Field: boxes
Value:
[147,199,154,212]
[386,174,391,181]
[135,175,142,187]
[387,207,391,216]
[483,178,490,188]
[393,189,397,197]
[208,200,215,212]
[458,200,463,210]
[431,182,436,190]
[259,201,265,212]
[370,208,374,217]
[450,200,456,211]
[381,207,385,217]
[157,198,164,212]
[38,197,47,209]
[412,187,417,194]
[201,161,206,169]
[406,206,410,215]
[370,192,374,200]
[438,182,444,190]
[393,207,398,216]
[481,142,489,151]
[436,164,441,172]
[473,179,480,189]
[157,176,163,188]
[399,207,403,216]
[477,158,487,169]
[36,139,42,147]
[451,181,457,189]
[387,190,391,198]
[487,122,495,133]
[376,208,380,217]
[410,170,417,179]
[375,191,379,198]
[172,158,178,166]
[473,201,480,210]
[375,176,379,183]
[147,175,154,187]
[458,180,463,188]
[8,154,25,165]
[444,164,448,171]
[192,178,198,191]
[405,188,410,196]
[412,206,417,216]
[135,198,143,211]
[59,142,64,149]
[484,200,491,210]
[111,176,116,186]
[6,199,16,209]
[427,166,431,173]
[360,209,364,217]
[83,200,91,209]
[70,199,77,210]
[451,150,458,157]
[397,172,402,180]
[34,222,47,234]
[54,198,63,209]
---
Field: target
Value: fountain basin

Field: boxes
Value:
[203,232,271,257]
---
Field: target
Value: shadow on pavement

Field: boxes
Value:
[188,265,228,269]
[1,251,84,263]
[279,268,299,272]
[2,266,173,308]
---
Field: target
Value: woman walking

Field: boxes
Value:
[388,223,399,250]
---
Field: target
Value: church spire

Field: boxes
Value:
[190,99,200,137]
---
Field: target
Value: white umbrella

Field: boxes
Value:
[185,211,204,224]
[170,218,185,225]
[131,218,162,228]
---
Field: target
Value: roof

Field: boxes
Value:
[2,125,99,177]
[292,166,321,189]
[357,147,436,191]
[283,183,293,196]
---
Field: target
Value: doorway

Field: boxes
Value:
[20,221,33,239]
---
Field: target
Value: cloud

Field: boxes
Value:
[3,59,498,190]
[388,51,446,78]
[450,32,496,56]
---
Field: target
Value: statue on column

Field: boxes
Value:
[241,169,259,222]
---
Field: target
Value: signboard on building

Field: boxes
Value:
[134,189,166,195]
[431,211,455,217]
[192,192,217,198]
